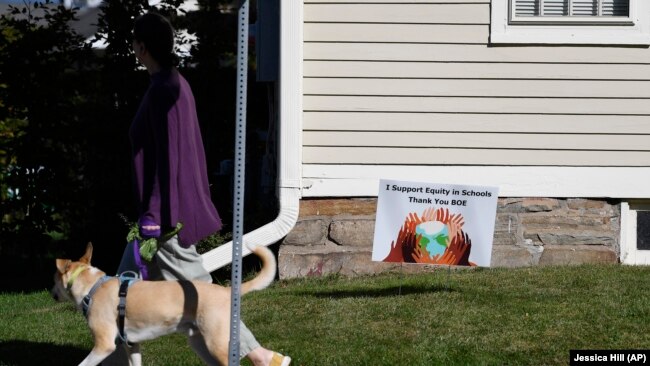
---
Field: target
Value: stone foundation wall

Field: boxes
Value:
[278,198,620,279]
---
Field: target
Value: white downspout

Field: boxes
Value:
[202,0,303,272]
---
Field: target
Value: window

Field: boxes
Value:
[511,0,631,25]
[621,202,650,266]
[491,0,650,44]
[513,0,629,19]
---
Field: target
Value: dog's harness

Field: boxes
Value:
[78,271,140,346]
[116,271,139,345]
[81,275,112,318]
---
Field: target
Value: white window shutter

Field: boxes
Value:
[543,0,568,16]
[602,0,629,16]
[515,0,539,16]
[572,0,598,16]
[512,0,629,17]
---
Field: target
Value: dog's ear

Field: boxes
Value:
[80,242,93,264]
[56,259,71,274]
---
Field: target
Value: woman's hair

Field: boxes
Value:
[133,12,178,69]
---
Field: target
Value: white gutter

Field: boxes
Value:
[202,0,303,272]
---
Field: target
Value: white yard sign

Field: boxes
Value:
[372,179,499,267]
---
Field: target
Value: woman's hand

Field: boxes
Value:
[139,217,161,238]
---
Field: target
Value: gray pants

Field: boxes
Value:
[104,236,260,364]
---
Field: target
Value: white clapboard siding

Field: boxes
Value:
[304,96,650,115]
[304,3,489,24]
[304,43,650,64]
[301,0,650,185]
[303,112,650,134]
[304,61,650,80]
[303,131,650,151]
[303,147,650,166]
[304,24,488,44]
[304,79,650,98]
[300,166,650,198]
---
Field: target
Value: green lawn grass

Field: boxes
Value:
[1,264,649,365]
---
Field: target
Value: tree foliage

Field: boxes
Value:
[0,0,275,288]
[0,1,95,260]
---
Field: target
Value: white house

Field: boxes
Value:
[198,0,650,276]
[7,0,644,275]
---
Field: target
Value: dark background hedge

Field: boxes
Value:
[0,0,278,291]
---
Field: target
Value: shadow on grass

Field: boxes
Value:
[297,284,456,298]
[0,340,88,366]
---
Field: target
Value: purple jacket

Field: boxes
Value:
[130,68,222,247]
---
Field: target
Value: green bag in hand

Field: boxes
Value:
[126,222,183,262]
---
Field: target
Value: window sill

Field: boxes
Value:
[490,25,650,45]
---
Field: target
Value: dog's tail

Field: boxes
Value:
[240,245,277,295]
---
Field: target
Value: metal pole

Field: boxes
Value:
[228,0,249,365]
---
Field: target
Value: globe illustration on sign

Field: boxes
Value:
[415,221,449,258]
[382,207,474,266]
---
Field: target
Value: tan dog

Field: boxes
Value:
[52,243,276,366]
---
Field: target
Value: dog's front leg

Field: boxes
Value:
[77,346,116,366]
[78,329,118,366]
[126,343,142,366]
[98,341,135,366]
